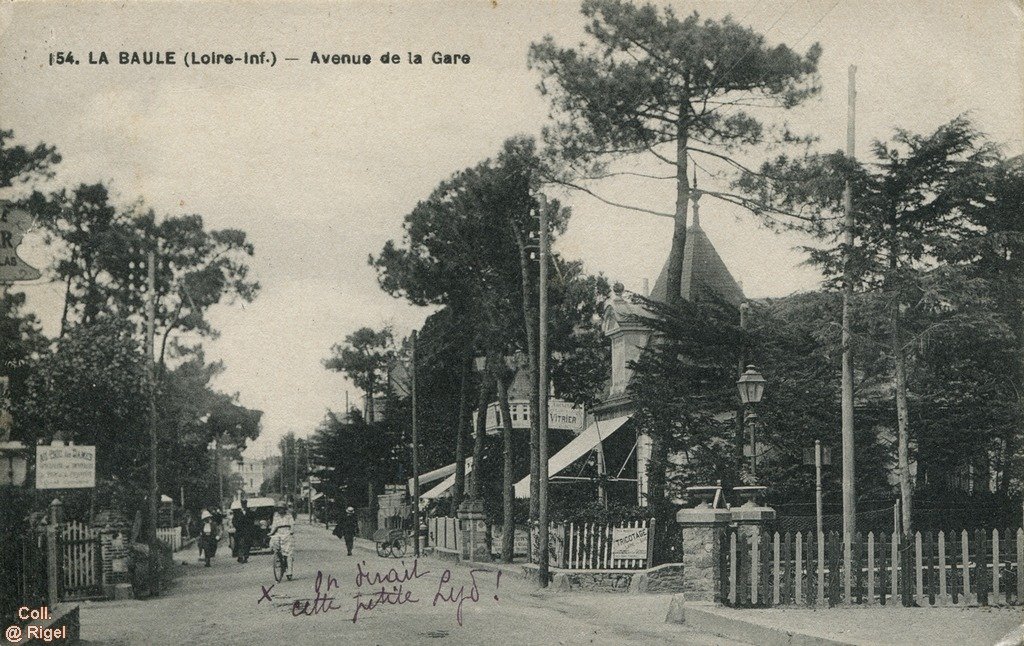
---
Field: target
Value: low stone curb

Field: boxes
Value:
[665,597,858,646]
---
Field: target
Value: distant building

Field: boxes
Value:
[228,459,264,498]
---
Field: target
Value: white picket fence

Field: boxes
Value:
[724,527,1023,607]
[563,520,650,570]
[156,527,183,552]
[428,516,460,553]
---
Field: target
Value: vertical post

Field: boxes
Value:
[47,498,62,605]
[411,330,420,557]
[538,194,550,587]
[146,249,159,558]
[216,435,223,508]
[815,440,823,539]
[748,415,757,481]
[737,303,748,474]
[841,64,857,546]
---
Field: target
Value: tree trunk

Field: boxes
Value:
[643,121,690,533]
[494,365,516,564]
[510,220,541,522]
[366,373,375,424]
[663,122,691,304]
[59,273,72,337]
[892,302,913,536]
[450,350,471,515]
[469,366,492,500]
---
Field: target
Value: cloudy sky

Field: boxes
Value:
[1,0,1020,458]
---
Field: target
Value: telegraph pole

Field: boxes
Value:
[411,330,420,557]
[146,249,158,545]
[145,247,160,595]
[815,440,824,539]
[841,65,857,543]
[538,195,550,587]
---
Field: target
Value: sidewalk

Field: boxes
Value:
[668,598,1023,646]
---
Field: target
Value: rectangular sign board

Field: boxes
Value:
[480,399,585,434]
[611,526,649,560]
[36,445,96,489]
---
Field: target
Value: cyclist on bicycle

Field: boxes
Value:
[269,500,294,580]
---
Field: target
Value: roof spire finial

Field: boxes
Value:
[691,167,701,229]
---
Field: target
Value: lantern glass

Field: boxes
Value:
[1,448,28,486]
[737,365,766,405]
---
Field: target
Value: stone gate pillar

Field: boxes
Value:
[731,486,776,544]
[456,499,489,562]
[676,485,732,603]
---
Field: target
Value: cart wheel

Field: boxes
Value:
[391,537,407,558]
[376,542,386,557]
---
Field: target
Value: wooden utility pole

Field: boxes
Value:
[145,247,160,595]
[146,249,158,544]
[815,440,824,539]
[411,330,420,557]
[538,195,550,586]
[841,65,857,543]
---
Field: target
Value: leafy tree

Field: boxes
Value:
[14,319,150,507]
[531,2,821,514]
[549,260,612,408]
[102,209,260,366]
[745,293,892,508]
[324,326,395,423]
[530,0,822,303]
[740,117,997,533]
[628,297,742,511]
[0,128,60,189]
[33,183,120,329]
[0,292,47,440]
[34,193,260,354]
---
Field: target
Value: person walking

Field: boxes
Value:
[234,498,254,563]
[199,509,220,567]
[333,506,358,556]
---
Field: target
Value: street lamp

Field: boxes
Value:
[0,440,29,486]
[737,365,766,406]
[737,365,767,481]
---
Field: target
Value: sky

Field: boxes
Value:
[1,0,1021,458]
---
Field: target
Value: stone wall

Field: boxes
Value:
[552,570,635,593]
[630,563,686,593]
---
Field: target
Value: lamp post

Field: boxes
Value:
[0,441,28,487]
[736,365,766,481]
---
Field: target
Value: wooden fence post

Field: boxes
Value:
[961,529,972,606]
[921,532,929,606]
[1016,528,1024,604]
[891,532,899,601]
[992,528,1001,600]
[816,531,825,607]
[867,532,875,605]
[46,498,62,605]
[975,528,988,606]
[843,532,852,605]
[795,532,803,606]
[937,531,949,606]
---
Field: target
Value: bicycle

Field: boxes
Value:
[272,542,289,582]
[270,528,293,582]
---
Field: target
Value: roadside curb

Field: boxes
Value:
[665,597,858,646]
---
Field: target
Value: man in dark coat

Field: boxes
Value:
[333,506,358,556]
[234,498,254,563]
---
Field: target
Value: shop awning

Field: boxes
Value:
[420,458,474,500]
[513,416,632,499]
[408,462,462,494]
